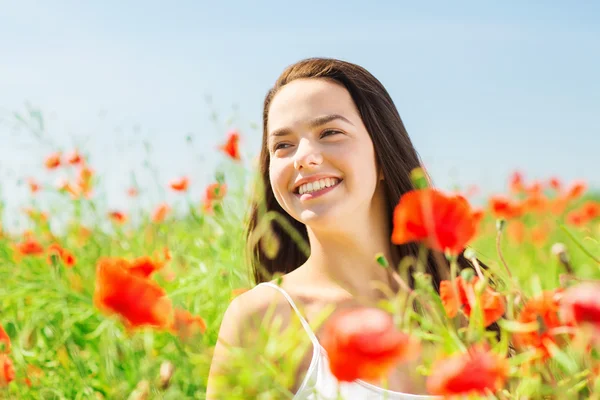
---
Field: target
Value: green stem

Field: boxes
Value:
[559,224,600,264]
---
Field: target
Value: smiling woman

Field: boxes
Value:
[206,58,480,399]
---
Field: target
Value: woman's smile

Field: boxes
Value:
[293,178,343,201]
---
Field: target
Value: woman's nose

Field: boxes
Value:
[293,139,323,171]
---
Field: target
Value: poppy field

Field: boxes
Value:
[1,127,600,399]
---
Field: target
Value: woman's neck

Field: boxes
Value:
[302,214,399,303]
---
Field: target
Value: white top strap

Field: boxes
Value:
[257,282,320,345]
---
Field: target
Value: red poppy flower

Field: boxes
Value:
[46,243,76,267]
[172,308,207,340]
[152,203,170,223]
[219,130,241,161]
[94,257,173,329]
[392,189,483,256]
[440,277,505,327]
[62,250,76,267]
[169,176,189,192]
[0,354,15,387]
[27,178,41,194]
[0,324,10,354]
[489,196,523,219]
[513,290,570,360]
[67,150,83,165]
[15,237,45,256]
[205,182,228,202]
[108,211,127,224]
[581,202,600,220]
[549,177,562,192]
[560,282,600,330]
[426,345,509,396]
[44,152,61,169]
[566,181,587,201]
[128,255,165,278]
[321,307,420,382]
[566,210,587,227]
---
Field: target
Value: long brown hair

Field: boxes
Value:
[246,57,476,290]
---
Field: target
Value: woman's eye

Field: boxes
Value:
[320,129,340,138]
[274,143,291,151]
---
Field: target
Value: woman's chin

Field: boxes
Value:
[298,207,342,229]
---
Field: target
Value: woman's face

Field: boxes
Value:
[266,78,385,230]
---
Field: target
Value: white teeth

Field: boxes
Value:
[298,178,339,195]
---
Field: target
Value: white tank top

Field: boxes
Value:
[258,282,438,399]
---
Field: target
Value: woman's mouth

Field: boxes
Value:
[293,177,342,201]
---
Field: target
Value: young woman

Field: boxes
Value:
[207,58,474,399]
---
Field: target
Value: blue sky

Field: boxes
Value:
[1,1,598,228]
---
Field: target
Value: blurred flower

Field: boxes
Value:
[426,345,509,396]
[127,187,139,197]
[27,178,41,194]
[76,226,92,246]
[152,203,170,223]
[57,179,80,199]
[391,188,483,255]
[23,208,48,222]
[521,193,547,214]
[77,166,94,198]
[0,354,15,387]
[94,257,173,329]
[321,307,420,382]
[108,211,127,224]
[440,276,505,327]
[549,177,562,192]
[128,255,166,278]
[509,171,524,194]
[219,130,241,161]
[0,324,10,354]
[489,196,523,220]
[14,237,44,257]
[172,308,207,340]
[514,290,571,360]
[549,197,568,215]
[582,201,600,220]
[47,243,76,268]
[44,152,61,169]
[24,364,43,387]
[203,182,228,214]
[530,223,549,246]
[205,182,228,202]
[566,181,587,201]
[506,220,526,245]
[566,210,587,227]
[66,149,83,165]
[560,282,600,333]
[169,176,189,192]
[526,181,543,196]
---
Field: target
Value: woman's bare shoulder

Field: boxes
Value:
[218,283,292,346]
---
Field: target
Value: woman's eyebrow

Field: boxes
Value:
[269,114,354,138]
